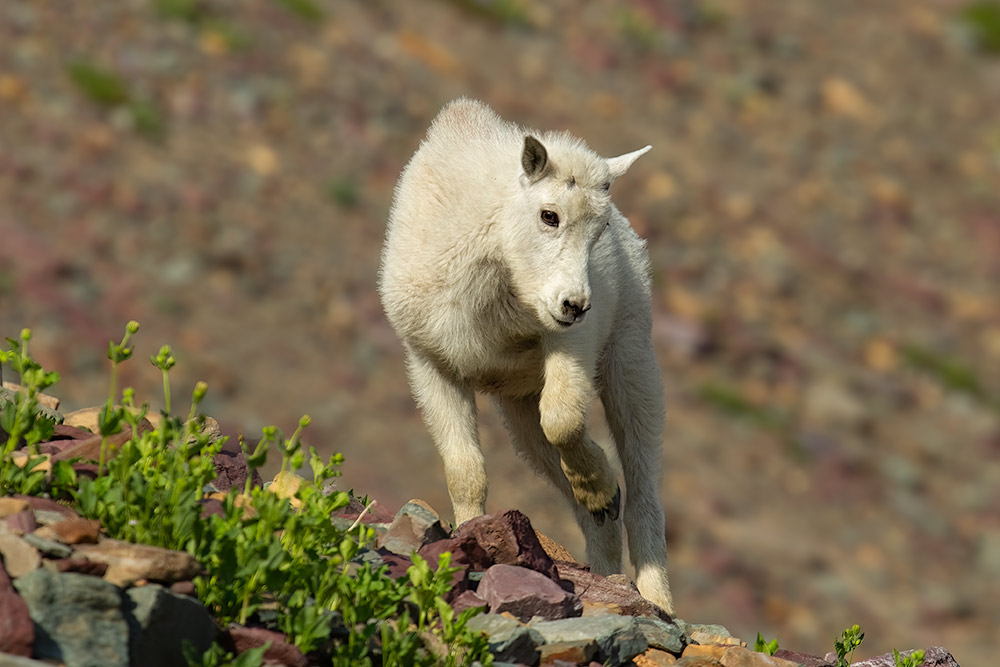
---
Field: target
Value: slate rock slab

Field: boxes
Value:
[557,560,672,621]
[530,614,649,665]
[466,613,543,665]
[126,583,218,667]
[14,568,130,667]
[478,563,580,621]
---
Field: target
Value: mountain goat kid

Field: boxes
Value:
[378,98,673,613]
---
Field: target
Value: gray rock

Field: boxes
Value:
[773,648,833,666]
[125,583,218,667]
[22,532,73,558]
[466,613,542,665]
[379,501,450,556]
[529,614,648,665]
[636,615,685,653]
[13,569,129,667]
[0,654,54,667]
[477,564,579,622]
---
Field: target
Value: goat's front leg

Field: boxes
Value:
[539,345,619,524]
[406,352,486,525]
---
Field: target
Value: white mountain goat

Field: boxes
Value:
[378,98,674,613]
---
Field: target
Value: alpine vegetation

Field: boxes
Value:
[379,98,674,613]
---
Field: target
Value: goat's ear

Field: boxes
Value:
[606,145,651,182]
[522,135,548,179]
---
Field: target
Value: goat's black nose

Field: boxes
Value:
[563,299,591,321]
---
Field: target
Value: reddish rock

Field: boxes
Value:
[3,509,38,534]
[852,647,958,667]
[455,510,559,580]
[332,497,397,525]
[450,588,487,615]
[556,561,672,621]
[212,439,263,492]
[170,580,197,597]
[227,625,307,667]
[477,563,580,622]
[540,639,598,664]
[0,576,34,657]
[34,518,102,544]
[376,549,414,580]
[773,649,833,666]
[50,558,109,577]
[11,495,79,519]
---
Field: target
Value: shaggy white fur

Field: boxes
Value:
[378,98,673,613]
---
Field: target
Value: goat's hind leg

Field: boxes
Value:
[600,335,674,614]
[494,394,623,575]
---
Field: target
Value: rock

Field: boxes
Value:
[0,653,53,666]
[1,382,60,410]
[450,588,487,615]
[676,621,738,645]
[0,498,30,518]
[0,531,41,577]
[332,496,397,526]
[635,648,679,666]
[125,583,218,667]
[0,562,34,657]
[3,510,37,535]
[13,569,129,667]
[683,645,730,661]
[10,495,79,520]
[455,510,560,581]
[536,532,575,562]
[267,471,304,508]
[376,549,414,580]
[773,649,833,666]
[478,564,580,622]
[47,558,109,577]
[675,657,724,667]
[636,616,686,653]
[719,646,802,667]
[33,518,102,545]
[530,615,648,665]
[21,532,73,558]
[379,501,451,556]
[73,538,203,586]
[466,613,543,665]
[556,561,672,621]
[227,624,307,667]
[540,639,598,664]
[211,438,263,492]
[852,647,959,667]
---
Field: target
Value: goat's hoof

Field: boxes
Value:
[590,485,621,526]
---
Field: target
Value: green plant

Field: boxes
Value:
[958,1,1000,54]
[755,632,779,656]
[66,60,165,139]
[184,641,267,667]
[0,330,75,498]
[893,648,926,667]
[834,624,865,667]
[2,325,494,665]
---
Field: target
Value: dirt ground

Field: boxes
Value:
[2,1,999,663]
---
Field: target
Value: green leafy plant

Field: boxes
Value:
[0,329,74,498]
[834,624,865,667]
[755,632,779,656]
[893,648,926,667]
[66,61,165,139]
[958,1,1000,54]
[1,323,493,665]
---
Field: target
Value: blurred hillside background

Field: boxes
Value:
[2,0,999,662]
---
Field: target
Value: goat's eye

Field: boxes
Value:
[540,210,560,227]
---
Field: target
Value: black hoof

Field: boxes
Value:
[590,485,621,526]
